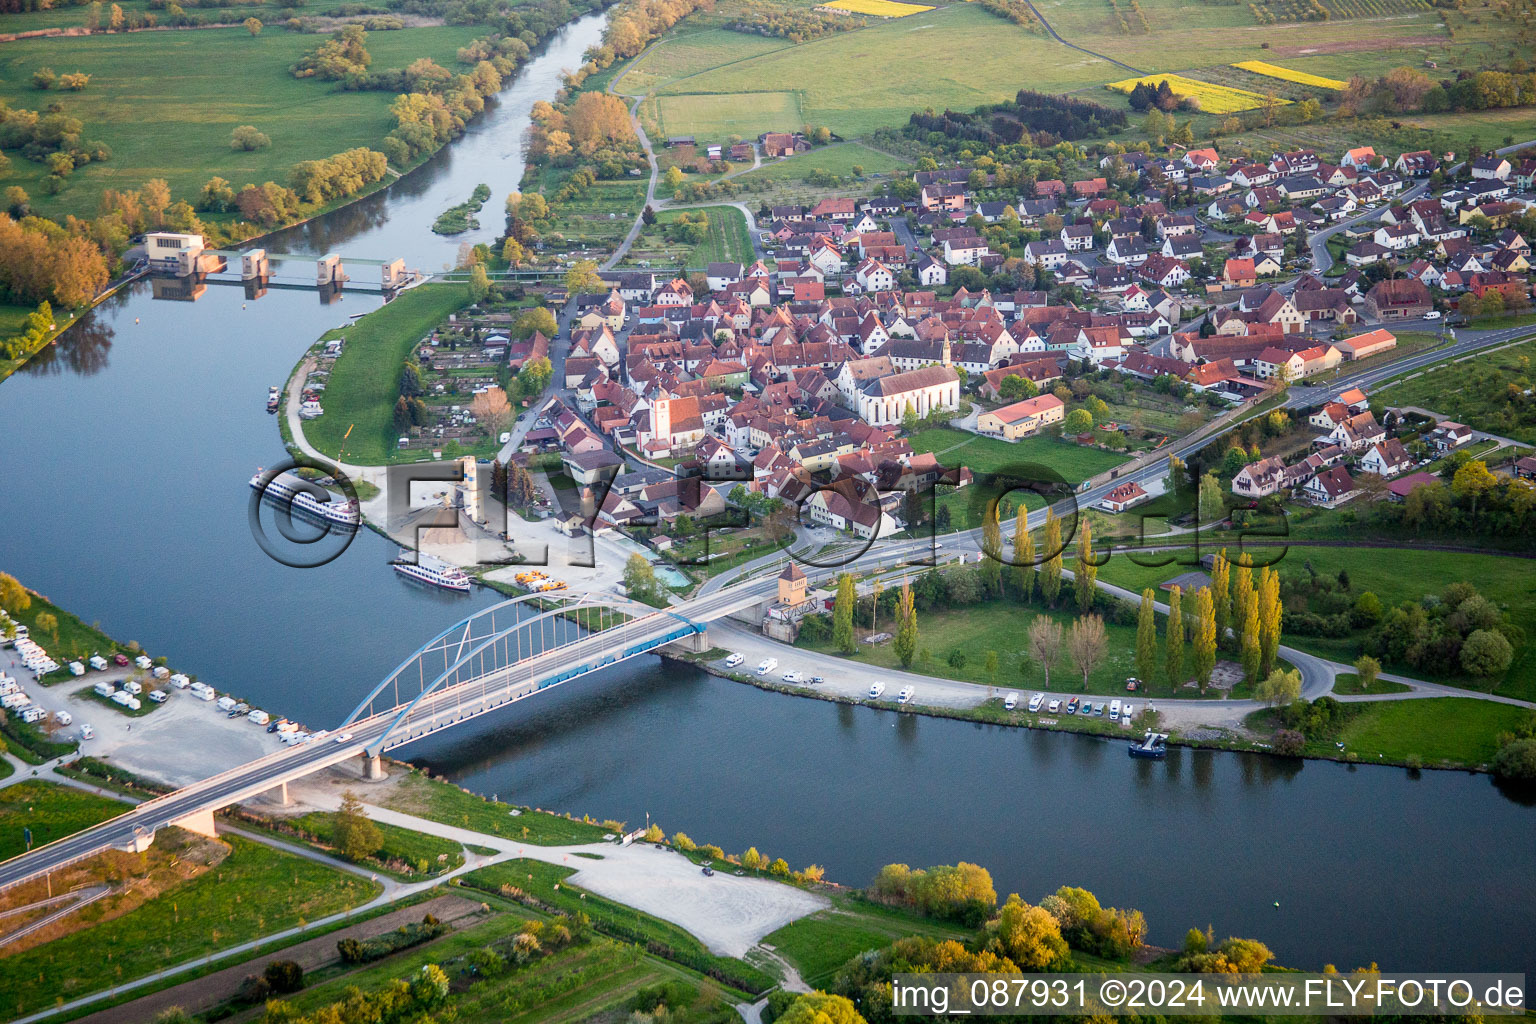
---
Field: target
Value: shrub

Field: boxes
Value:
[1491,738,1536,781]
[263,959,303,994]
[1272,729,1305,756]
[231,125,272,151]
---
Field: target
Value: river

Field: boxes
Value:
[0,11,1533,976]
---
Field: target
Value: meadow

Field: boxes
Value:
[654,205,755,266]
[908,426,1129,482]
[376,768,613,844]
[300,282,471,466]
[655,90,804,138]
[0,24,484,220]
[0,781,127,860]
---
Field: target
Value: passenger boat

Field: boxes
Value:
[393,552,472,592]
[250,468,359,528]
[1128,731,1169,760]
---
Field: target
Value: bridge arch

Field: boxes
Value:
[342,590,701,756]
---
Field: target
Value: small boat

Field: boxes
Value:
[1128,731,1169,760]
[392,552,472,592]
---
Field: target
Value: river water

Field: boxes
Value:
[1,13,1533,975]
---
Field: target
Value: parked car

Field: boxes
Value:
[1125,678,1140,691]
[1424,310,1442,320]
[80,723,94,740]
[112,653,130,667]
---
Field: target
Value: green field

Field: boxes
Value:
[732,141,911,184]
[1263,697,1535,767]
[1099,544,1536,700]
[649,4,1114,137]
[800,593,1169,698]
[0,24,483,220]
[0,781,128,860]
[656,90,803,139]
[376,769,612,844]
[0,835,379,1018]
[657,205,754,267]
[5,580,134,671]
[300,283,471,465]
[1373,336,1536,445]
[764,902,966,988]
[910,426,1129,483]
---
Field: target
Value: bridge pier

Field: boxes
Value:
[361,753,387,781]
[267,780,291,806]
[660,627,709,655]
[241,248,270,280]
[170,808,219,840]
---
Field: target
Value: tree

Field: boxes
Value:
[1254,667,1301,707]
[1257,566,1281,676]
[467,262,491,303]
[1039,510,1062,606]
[833,573,857,654]
[244,15,263,34]
[514,306,557,340]
[563,259,603,295]
[1074,518,1097,614]
[263,960,303,994]
[1239,596,1261,682]
[142,178,171,228]
[1461,629,1513,677]
[32,67,56,90]
[1164,585,1185,691]
[986,895,1069,970]
[1028,615,1063,689]
[1012,505,1034,602]
[893,582,917,668]
[1198,471,1224,525]
[1064,408,1093,434]
[36,611,58,646]
[1192,587,1216,693]
[777,994,866,1024]
[1135,588,1157,685]
[1068,615,1108,691]
[623,554,658,603]
[230,125,272,151]
[979,501,1002,596]
[470,386,513,438]
[1211,549,1231,642]
[334,790,382,863]
[0,573,31,617]
[1452,459,1498,518]
[1353,654,1380,691]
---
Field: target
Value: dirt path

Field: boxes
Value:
[70,894,487,1024]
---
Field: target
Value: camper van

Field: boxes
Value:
[89,655,108,671]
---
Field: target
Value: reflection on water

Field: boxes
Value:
[17,309,115,378]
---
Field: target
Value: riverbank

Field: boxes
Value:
[672,646,1533,776]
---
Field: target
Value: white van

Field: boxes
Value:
[248,709,270,725]
[80,723,94,740]
[134,655,152,670]
[55,710,73,726]
[215,696,237,712]
[68,661,86,676]
[169,673,190,688]
[93,680,115,697]
[192,687,215,702]
[148,690,167,703]
[89,655,108,671]
[122,680,142,695]
[20,706,46,724]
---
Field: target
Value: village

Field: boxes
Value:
[387,131,1536,606]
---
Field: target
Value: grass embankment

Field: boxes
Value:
[763,900,968,989]
[0,835,380,1018]
[0,25,485,222]
[461,859,774,995]
[299,283,471,465]
[1251,697,1532,768]
[0,780,128,860]
[1098,544,1536,701]
[238,810,467,881]
[7,585,132,670]
[375,768,612,844]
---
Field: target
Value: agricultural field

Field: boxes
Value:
[646,3,1116,138]
[654,90,804,139]
[822,0,934,14]
[1231,60,1346,90]
[540,178,649,258]
[1107,73,1282,113]
[734,141,910,182]
[0,25,485,221]
[651,206,755,267]
[0,835,379,1018]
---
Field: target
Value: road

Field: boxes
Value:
[604,40,663,271]
[1018,0,1144,73]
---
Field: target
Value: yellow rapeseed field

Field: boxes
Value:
[1232,61,1348,91]
[822,0,935,15]
[1106,73,1287,114]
